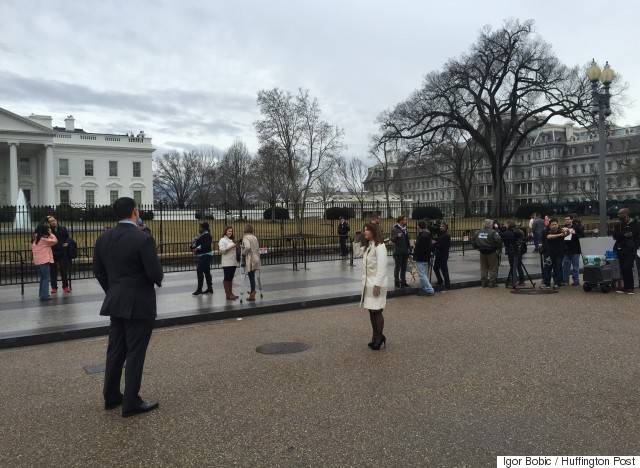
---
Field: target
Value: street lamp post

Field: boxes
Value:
[586,59,615,236]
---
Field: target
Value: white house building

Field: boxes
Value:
[0,107,154,207]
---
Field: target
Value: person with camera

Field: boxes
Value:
[337,217,350,257]
[471,219,503,288]
[500,220,526,289]
[390,215,411,288]
[562,214,584,286]
[612,208,640,295]
[413,220,435,296]
[433,222,452,291]
[219,225,239,300]
[46,215,70,294]
[191,222,213,295]
[540,218,569,290]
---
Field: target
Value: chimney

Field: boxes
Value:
[65,115,75,132]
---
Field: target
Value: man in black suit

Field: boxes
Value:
[93,197,164,417]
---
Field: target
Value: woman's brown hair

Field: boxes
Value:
[363,222,383,246]
[244,224,254,234]
[222,225,234,240]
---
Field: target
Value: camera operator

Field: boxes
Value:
[500,220,525,288]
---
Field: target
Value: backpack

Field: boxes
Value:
[67,237,78,260]
[516,239,528,255]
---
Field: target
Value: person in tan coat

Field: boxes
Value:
[241,224,261,301]
[360,222,388,350]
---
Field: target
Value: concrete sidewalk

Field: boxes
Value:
[1,280,638,467]
[0,251,544,348]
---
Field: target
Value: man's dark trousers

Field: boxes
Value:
[339,235,349,256]
[104,317,155,412]
[50,254,70,289]
[394,254,409,285]
[619,253,635,291]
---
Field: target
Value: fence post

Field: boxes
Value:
[292,237,298,271]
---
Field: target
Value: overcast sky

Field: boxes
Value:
[2,0,639,160]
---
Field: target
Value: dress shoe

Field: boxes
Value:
[192,290,204,296]
[105,396,123,410]
[122,400,159,417]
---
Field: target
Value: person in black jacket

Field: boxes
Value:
[413,220,435,296]
[562,214,584,286]
[390,215,411,288]
[433,222,451,291]
[191,222,213,295]
[93,197,164,417]
[46,215,70,293]
[337,217,350,257]
[612,208,640,294]
[540,218,569,290]
[500,220,525,289]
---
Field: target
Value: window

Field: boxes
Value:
[86,190,95,207]
[59,159,69,176]
[85,160,94,176]
[22,189,31,203]
[19,158,30,176]
[60,190,70,204]
[110,190,119,204]
[568,148,575,156]
[109,161,118,177]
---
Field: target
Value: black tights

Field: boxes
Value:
[368,309,384,343]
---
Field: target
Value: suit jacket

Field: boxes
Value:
[93,222,164,320]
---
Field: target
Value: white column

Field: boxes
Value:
[8,142,19,205]
[44,143,55,206]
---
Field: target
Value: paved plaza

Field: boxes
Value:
[1,252,639,466]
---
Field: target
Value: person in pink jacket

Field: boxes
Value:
[31,223,57,301]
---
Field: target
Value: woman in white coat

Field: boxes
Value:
[360,222,388,350]
[219,225,239,300]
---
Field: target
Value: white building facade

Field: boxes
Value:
[0,107,154,207]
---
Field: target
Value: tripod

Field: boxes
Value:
[506,253,536,289]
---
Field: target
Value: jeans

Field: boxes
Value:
[543,257,563,286]
[37,264,51,299]
[562,253,580,284]
[433,253,450,289]
[247,270,256,291]
[415,261,435,294]
[507,253,525,286]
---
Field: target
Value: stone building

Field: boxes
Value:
[0,107,154,207]
[364,122,640,213]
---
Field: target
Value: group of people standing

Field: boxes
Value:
[190,222,261,301]
[30,215,73,301]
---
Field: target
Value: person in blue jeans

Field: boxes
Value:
[541,218,569,289]
[433,222,452,291]
[413,220,435,296]
[562,214,584,286]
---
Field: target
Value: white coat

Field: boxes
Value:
[360,241,388,310]
[219,236,237,267]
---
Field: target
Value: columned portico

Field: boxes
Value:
[8,142,19,205]
[44,143,55,206]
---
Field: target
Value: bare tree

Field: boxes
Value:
[153,149,217,207]
[255,87,345,233]
[377,19,597,215]
[337,156,369,218]
[216,139,253,215]
[254,142,289,221]
[367,140,396,218]
[191,148,219,206]
[416,129,485,216]
[314,168,340,207]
